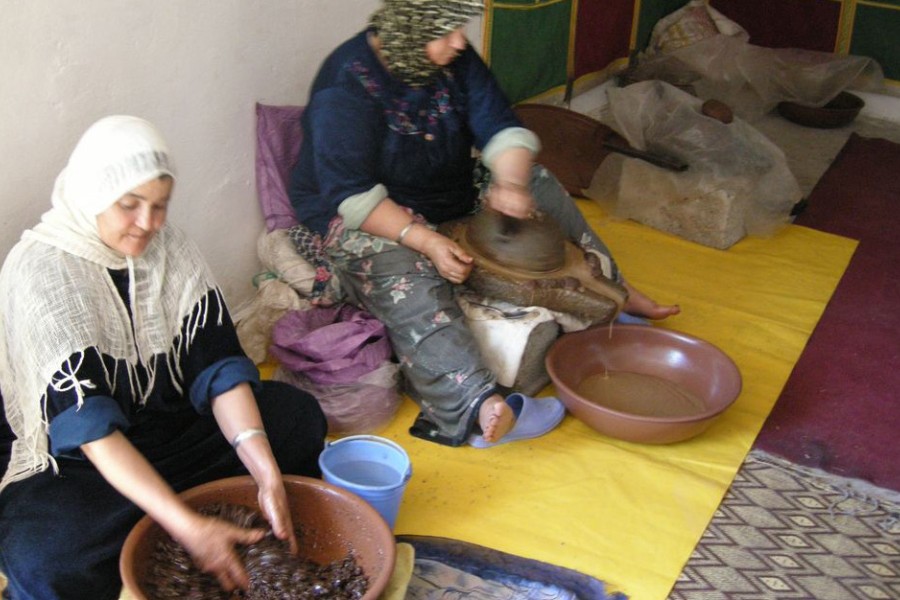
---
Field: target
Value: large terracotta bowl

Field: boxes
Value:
[120,475,396,600]
[546,325,742,444]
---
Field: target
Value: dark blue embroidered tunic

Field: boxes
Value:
[289,29,522,234]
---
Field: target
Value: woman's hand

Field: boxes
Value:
[81,431,261,593]
[257,480,299,554]
[356,197,473,283]
[416,228,474,284]
[210,384,300,553]
[487,146,536,219]
[175,513,267,592]
[486,180,536,220]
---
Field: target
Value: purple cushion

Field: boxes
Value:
[255,103,304,232]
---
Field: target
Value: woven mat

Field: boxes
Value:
[668,450,900,600]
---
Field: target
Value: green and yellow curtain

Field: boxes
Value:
[483,0,578,104]
[482,0,683,104]
[838,0,900,81]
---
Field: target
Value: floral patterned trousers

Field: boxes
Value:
[325,165,620,446]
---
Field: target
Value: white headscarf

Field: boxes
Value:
[0,116,220,491]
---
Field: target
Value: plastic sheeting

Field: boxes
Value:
[629,0,884,121]
[595,80,801,248]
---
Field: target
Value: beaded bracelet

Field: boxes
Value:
[396,222,416,244]
[231,428,267,449]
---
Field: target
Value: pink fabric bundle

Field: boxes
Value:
[270,305,400,434]
[269,305,392,386]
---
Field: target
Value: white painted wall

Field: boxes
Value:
[0,0,382,305]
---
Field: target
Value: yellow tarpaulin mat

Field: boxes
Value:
[361,200,857,600]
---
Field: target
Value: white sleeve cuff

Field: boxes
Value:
[337,184,389,230]
[481,127,541,169]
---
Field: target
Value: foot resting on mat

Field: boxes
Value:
[469,393,566,448]
[585,253,679,320]
[623,280,680,320]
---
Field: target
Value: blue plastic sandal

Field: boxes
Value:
[468,393,566,449]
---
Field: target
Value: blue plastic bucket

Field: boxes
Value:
[318,435,412,530]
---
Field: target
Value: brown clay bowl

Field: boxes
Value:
[546,324,742,444]
[777,91,864,129]
[120,475,396,600]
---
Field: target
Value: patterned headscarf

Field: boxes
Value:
[369,0,484,87]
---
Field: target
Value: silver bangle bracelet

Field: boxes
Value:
[494,179,529,191]
[231,428,267,449]
[396,222,416,244]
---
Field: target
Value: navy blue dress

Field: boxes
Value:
[289,28,521,235]
[0,269,327,600]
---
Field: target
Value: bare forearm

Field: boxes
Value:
[82,431,196,535]
[487,147,536,219]
[83,426,269,591]
[210,382,299,551]
[210,383,280,488]
[358,198,418,243]
[360,198,441,254]
[490,147,533,188]
[359,197,474,284]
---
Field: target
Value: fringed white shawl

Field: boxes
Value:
[0,116,220,492]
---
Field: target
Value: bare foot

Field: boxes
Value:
[477,394,516,443]
[623,281,680,320]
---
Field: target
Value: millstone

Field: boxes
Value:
[465,208,566,273]
[441,211,629,325]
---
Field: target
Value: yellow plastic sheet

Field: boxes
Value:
[366,200,857,600]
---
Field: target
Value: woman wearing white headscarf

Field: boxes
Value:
[0,116,327,599]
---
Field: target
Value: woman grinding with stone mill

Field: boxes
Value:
[0,116,327,599]
[288,0,680,449]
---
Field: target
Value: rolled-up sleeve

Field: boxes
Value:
[480,127,541,170]
[188,356,260,414]
[337,183,388,230]
[49,396,130,455]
